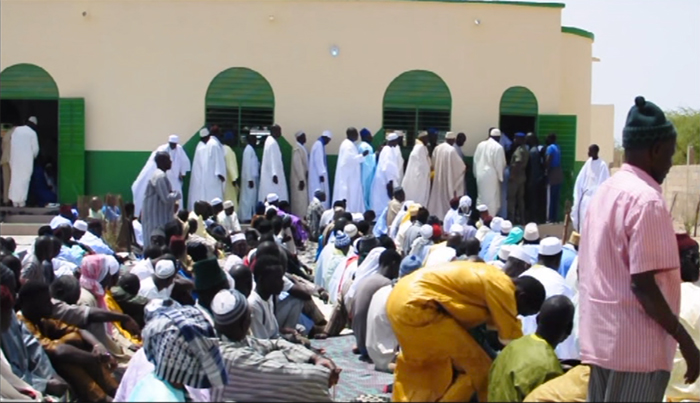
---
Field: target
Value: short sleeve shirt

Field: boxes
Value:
[545,145,561,168]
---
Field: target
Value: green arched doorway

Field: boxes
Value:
[498,86,538,137]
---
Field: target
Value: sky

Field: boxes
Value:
[532,0,700,144]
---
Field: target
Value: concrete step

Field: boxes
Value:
[0,207,59,215]
[2,214,53,224]
[0,223,44,237]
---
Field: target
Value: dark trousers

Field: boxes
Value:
[587,365,670,402]
[548,184,561,222]
[526,181,547,224]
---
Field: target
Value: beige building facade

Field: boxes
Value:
[0,0,613,209]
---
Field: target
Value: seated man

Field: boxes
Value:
[110,273,149,328]
[488,295,575,402]
[138,259,177,300]
[211,289,340,402]
[78,220,115,256]
[386,261,546,402]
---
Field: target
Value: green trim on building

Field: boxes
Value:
[383,70,451,110]
[85,151,150,200]
[398,0,564,8]
[499,86,538,116]
[205,67,275,108]
[58,98,86,204]
[0,64,59,100]
[537,114,577,221]
[561,26,595,41]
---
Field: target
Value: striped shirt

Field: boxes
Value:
[579,163,680,372]
[211,336,332,402]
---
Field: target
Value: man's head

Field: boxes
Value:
[90,196,102,211]
[536,295,575,347]
[415,207,430,225]
[212,289,251,342]
[253,258,285,298]
[513,276,546,317]
[445,131,456,146]
[386,132,400,147]
[523,223,540,244]
[17,281,54,321]
[270,124,282,139]
[124,202,135,219]
[229,264,253,298]
[246,133,257,146]
[87,219,103,238]
[1,255,21,292]
[546,133,557,146]
[446,232,464,251]
[150,228,167,249]
[34,235,62,262]
[230,233,249,258]
[118,273,141,296]
[588,144,600,160]
[393,187,406,203]
[677,234,699,283]
[503,246,534,278]
[378,249,402,280]
[346,127,359,142]
[360,128,372,143]
[153,258,177,290]
[295,131,307,145]
[50,274,82,305]
[168,134,179,150]
[155,151,172,172]
[463,237,481,258]
[489,128,501,143]
[514,132,526,146]
[334,231,352,254]
[526,132,538,148]
[192,258,229,309]
[456,132,466,147]
[72,220,87,239]
[211,198,224,215]
[321,130,332,145]
[144,245,165,261]
[314,190,327,203]
[54,224,73,244]
[26,116,38,130]
[538,237,563,270]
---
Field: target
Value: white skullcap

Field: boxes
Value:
[266,193,279,203]
[417,131,429,139]
[476,204,488,212]
[230,233,246,244]
[223,200,234,209]
[490,128,501,137]
[509,246,535,265]
[322,130,333,139]
[498,245,514,262]
[420,224,433,239]
[445,132,456,140]
[73,220,88,232]
[211,198,223,206]
[154,259,176,279]
[386,132,399,142]
[50,215,71,230]
[105,255,120,275]
[539,237,563,256]
[168,134,179,144]
[501,220,513,234]
[344,224,358,238]
[490,217,503,233]
[295,131,305,139]
[459,196,472,209]
[449,224,464,235]
[28,116,38,125]
[352,213,364,223]
[524,223,540,242]
[211,289,248,325]
[199,128,210,138]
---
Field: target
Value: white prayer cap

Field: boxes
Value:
[168,134,179,144]
[199,128,210,138]
[265,205,278,214]
[223,200,234,209]
[524,223,540,242]
[295,131,305,139]
[508,246,535,265]
[73,220,88,232]
[476,204,488,212]
[449,224,464,235]
[50,215,71,230]
[539,237,563,256]
[490,128,501,138]
[322,130,333,139]
[459,196,472,209]
[210,198,223,206]
[352,213,364,223]
[490,217,503,233]
[105,255,120,276]
[501,220,513,234]
[230,233,246,244]
[386,132,399,142]
[344,224,358,238]
[154,259,176,279]
[498,245,514,262]
[445,131,457,140]
[211,289,248,325]
[266,193,279,203]
[28,116,38,125]
[420,224,433,239]
[417,131,429,139]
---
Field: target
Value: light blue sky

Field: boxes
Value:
[536,0,700,144]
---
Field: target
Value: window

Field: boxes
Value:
[205,106,274,147]
[383,108,450,148]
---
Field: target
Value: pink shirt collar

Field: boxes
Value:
[619,163,662,193]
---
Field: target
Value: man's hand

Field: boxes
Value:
[320,176,325,183]
[248,180,254,189]
[121,316,141,337]
[218,175,225,182]
[45,378,69,397]
[273,175,279,184]
[386,182,394,200]
[679,332,700,383]
[299,181,305,191]
[312,356,342,388]
[362,150,370,157]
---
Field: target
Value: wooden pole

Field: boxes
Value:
[694,198,700,238]
[562,200,572,244]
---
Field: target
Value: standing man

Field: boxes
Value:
[358,128,376,211]
[142,152,180,248]
[454,132,470,195]
[571,144,610,232]
[1,124,14,206]
[8,117,39,207]
[507,132,530,224]
[132,134,191,217]
[525,133,547,224]
[291,131,310,218]
[308,131,330,210]
[473,128,506,216]
[333,127,368,214]
[371,133,402,214]
[427,132,466,220]
[239,133,260,223]
[402,131,431,207]
[258,124,289,204]
[218,131,240,212]
[544,133,563,223]
[579,96,699,402]
[188,128,226,211]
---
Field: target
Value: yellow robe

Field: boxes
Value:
[223,145,239,210]
[104,290,142,347]
[524,365,590,402]
[386,261,522,402]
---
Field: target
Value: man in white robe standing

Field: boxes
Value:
[473,128,507,214]
[132,134,191,217]
[290,130,310,218]
[214,128,240,212]
[392,131,405,185]
[358,128,376,211]
[188,128,226,211]
[571,144,610,232]
[427,132,466,219]
[402,131,431,206]
[333,127,368,214]
[239,133,260,223]
[308,130,331,210]
[258,124,289,203]
[8,116,39,207]
[371,133,402,214]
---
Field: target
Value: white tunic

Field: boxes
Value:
[238,144,260,222]
[290,141,309,218]
[571,157,610,232]
[401,141,431,207]
[137,276,174,300]
[188,138,226,211]
[473,138,506,214]
[131,143,191,217]
[371,146,401,214]
[332,139,365,214]
[426,143,466,220]
[8,125,39,205]
[366,284,398,372]
[258,136,289,203]
[308,139,330,210]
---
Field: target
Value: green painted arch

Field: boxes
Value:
[205,67,275,108]
[383,70,452,110]
[0,63,59,100]
[499,86,538,116]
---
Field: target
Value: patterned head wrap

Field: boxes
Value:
[335,231,351,248]
[79,255,109,308]
[211,289,248,326]
[142,305,228,389]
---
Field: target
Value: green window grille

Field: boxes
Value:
[537,114,577,221]
[0,64,59,100]
[205,106,274,146]
[499,86,538,116]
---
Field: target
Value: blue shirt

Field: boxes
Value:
[558,245,577,278]
[546,144,561,168]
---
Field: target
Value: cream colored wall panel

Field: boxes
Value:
[590,104,615,164]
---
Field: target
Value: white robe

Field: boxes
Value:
[392,146,405,184]
[371,146,401,213]
[473,138,506,214]
[258,136,289,203]
[308,139,330,210]
[332,139,365,213]
[402,141,431,206]
[290,141,309,218]
[427,143,465,219]
[366,284,398,372]
[8,125,39,205]
[132,143,191,217]
[239,144,260,222]
[188,138,226,211]
[571,157,610,231]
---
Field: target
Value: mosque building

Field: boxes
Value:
[0,0,613,210]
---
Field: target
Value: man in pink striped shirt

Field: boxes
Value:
[579,96,700,402]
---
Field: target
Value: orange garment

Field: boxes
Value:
[386,262,522,402]
[104,290,142,346]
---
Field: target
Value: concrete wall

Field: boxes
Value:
[590,104,615,164]
[1,0,575,155]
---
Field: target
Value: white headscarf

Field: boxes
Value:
[346,247,386,300]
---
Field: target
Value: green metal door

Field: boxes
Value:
[537,115,577,221]
[58,98,86,203]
